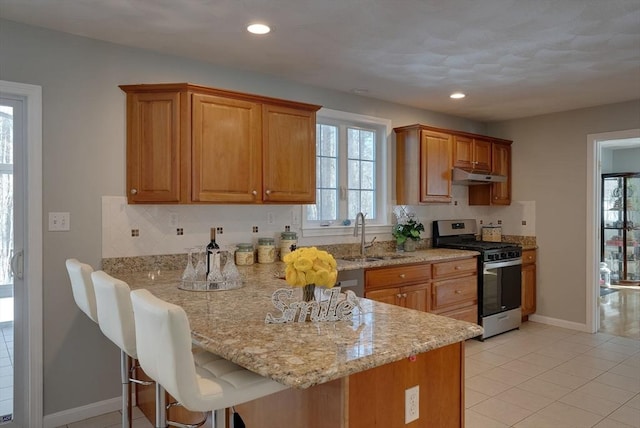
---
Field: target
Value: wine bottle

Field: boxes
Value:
[206,227,220,276]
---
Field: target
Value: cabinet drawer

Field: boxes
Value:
[441,305,478,324]
[365,264,430,289]
[432,258,477,278]
[522,249,536,265]
[432,276,477,311]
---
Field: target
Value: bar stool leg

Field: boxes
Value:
[155,383,168,428]
[213,409,226,428]
[120,351,132,428]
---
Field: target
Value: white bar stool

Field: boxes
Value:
[91,271,153,428]
[130,289,289,428]
[65,259,98,323]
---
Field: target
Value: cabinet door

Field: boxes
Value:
[126,91,182,203]
[491,143,511,205]
[192,94,262,203]
[453,135,474,170]
[403,283,430,311]
[472,138,492,172]
[420,130,452,203]
[262,105,316,203]
[365,287,401,306]
[521,263,536,316]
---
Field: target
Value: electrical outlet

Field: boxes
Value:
[292,209,300,226]
[267,212,275,225]
[405,385,419,424]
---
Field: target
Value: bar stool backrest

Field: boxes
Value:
[91,271,138,358]
[65,259,98,323]
[130,289,223,411]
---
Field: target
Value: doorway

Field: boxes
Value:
[0,81,42,428]
[586,130,640,339]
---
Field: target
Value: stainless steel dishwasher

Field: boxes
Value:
[337,269,364,297]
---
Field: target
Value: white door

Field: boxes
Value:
[0,96,20,426]
[0,81,42,428]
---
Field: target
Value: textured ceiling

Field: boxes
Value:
[1,0,639,121]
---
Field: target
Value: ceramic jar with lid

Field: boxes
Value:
[279,231,298,261]
[257,237,276,264]
[235,243,254,266]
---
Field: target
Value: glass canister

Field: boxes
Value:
[235,243,254,266]
[279,231,298,261]
[257,237,276,264]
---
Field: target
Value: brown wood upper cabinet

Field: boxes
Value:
[395,125,452,204]
[395,123,512,206]
[453,135,491,172]
[121,83,321,204]
[469,141,512,206]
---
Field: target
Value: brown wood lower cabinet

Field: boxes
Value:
[235,342,465,428]
[364,259,479,324]
[136,367,212,427]
[521,249,537,320]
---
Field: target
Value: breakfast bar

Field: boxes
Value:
[114,253,483,428]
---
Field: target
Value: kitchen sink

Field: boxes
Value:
[340,256,383,262]
[339,254,411,262]
[376,254,411,260]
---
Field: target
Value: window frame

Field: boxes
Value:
[301,108,392,238]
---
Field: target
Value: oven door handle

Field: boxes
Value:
[484,259,522,269]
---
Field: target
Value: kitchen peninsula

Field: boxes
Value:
[112,249,483,427]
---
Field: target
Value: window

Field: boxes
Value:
[303,109,391,236]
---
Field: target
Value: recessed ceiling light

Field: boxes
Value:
[450,92,466,99]
[247,23,271,35]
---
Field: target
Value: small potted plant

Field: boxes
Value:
[392,215,424,252]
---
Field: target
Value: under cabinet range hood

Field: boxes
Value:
[452,167,507,185]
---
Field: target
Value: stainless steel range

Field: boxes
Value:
[433,219,522,340]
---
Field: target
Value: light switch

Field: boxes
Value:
[49,212,70,231]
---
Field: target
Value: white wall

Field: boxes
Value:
[488,101,640,325]
[606,147,640,173]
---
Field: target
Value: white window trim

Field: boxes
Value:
[301,108,393,238]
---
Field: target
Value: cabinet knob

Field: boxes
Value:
[455,290,462,294]
[403,293,408,298]
[130,188,138,195]
[265,189,271,195]
[252,190,258,196]
[455,266,460,270]
[399,273,406,278]
[397,294,402,299]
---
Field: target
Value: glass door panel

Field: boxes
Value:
[602,173,640,284]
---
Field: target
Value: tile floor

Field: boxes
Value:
[0,321,13,422]
[51,321,640,428]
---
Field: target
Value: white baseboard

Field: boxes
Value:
[43,397,120,428]
[528,314,591,333]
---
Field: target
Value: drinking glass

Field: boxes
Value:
[194,246,207,282]
[181,248,196,282]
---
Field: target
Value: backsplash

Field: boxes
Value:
[101,191,536,259]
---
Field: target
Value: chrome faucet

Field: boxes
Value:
[354,212,376,257]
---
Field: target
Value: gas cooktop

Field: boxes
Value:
[432,219,522,262]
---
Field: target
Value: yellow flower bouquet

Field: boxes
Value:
[283,247,338,293]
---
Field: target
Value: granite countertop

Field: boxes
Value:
[333,247,479,270]
[116,249,483,389]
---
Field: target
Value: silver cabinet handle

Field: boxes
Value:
[10,249,23,280]
[130,188,138,195]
